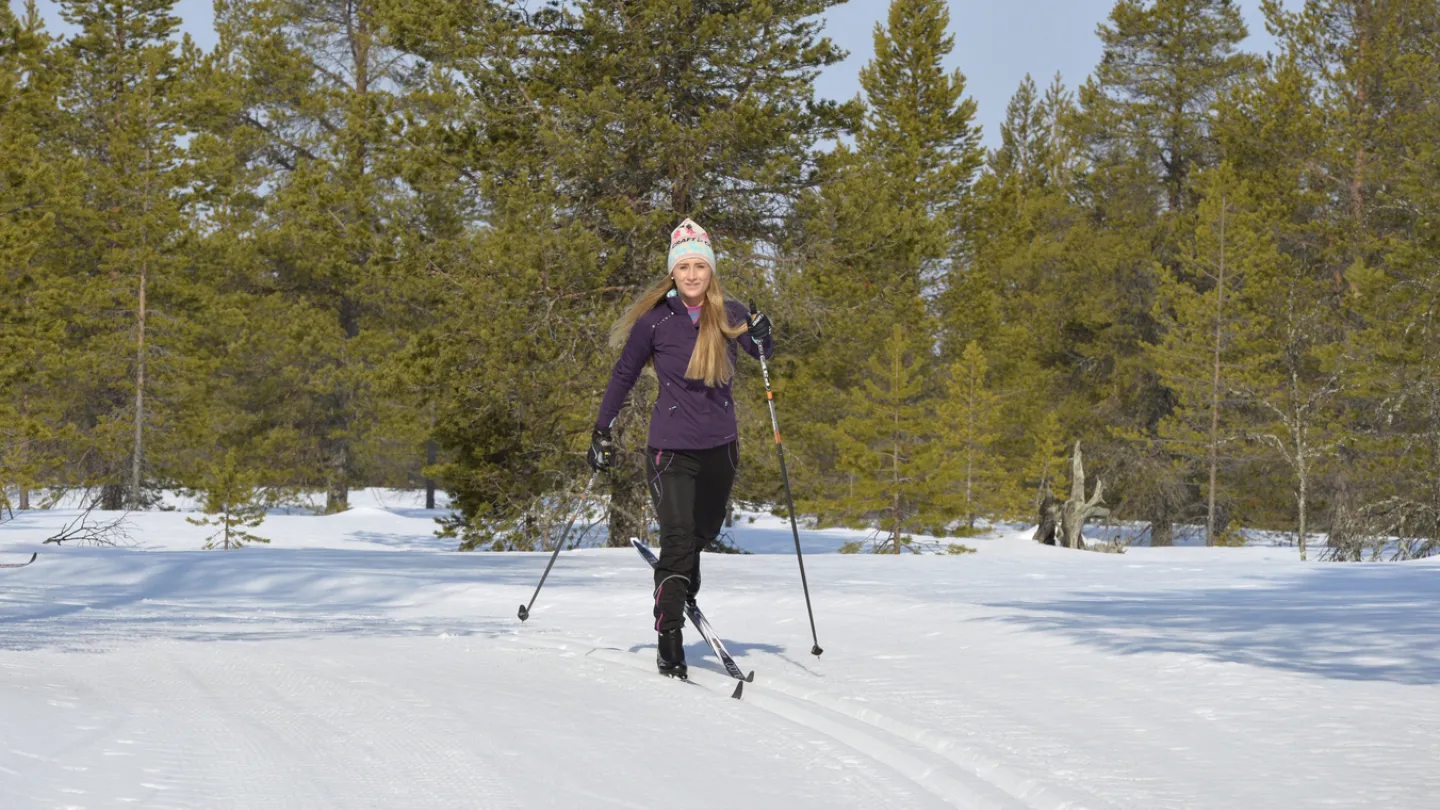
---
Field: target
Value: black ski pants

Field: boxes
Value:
[645,441,738,633]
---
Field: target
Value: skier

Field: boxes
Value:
[587,218,773,679]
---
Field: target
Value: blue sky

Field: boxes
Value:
[16,0,1295,147]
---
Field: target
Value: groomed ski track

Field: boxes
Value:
[3,502,1438,809]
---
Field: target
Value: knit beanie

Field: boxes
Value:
[668,218,715,274]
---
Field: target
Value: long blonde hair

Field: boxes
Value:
[609,271,748,387]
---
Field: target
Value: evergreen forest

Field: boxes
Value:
[4,0,1439,561]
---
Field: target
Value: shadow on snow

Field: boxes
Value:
[983,563,1440,685]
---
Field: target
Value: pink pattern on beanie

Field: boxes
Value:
[668,218,716,273]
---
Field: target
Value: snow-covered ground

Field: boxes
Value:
[2,491,1437,809]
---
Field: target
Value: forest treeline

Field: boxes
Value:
[3,0,1438,560]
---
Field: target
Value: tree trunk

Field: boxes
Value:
[964,429,975,530]
[892,433,902,553]
[1151,519,1174,548]
[1059,502,1089,549]
[326,294,362,515]
[18,488,29,511]
[326,440,350,514]
[1207,197,1228,546]
[1033,491,1060,545]
[892,490,903,553]
[1297,438,1309,562]
[608,471,646,548]
[129,250,147,510]
[101,483,124,511]
[425,438,437,510]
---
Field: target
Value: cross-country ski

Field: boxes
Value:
[0,552,36,569]
[632,537,755,697]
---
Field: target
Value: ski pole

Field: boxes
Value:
[518,471,599,622]
[750,302,823,657]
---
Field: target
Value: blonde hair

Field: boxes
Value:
[609,270,748,387]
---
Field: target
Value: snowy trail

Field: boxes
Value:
[4,635,951,810]
[3,501,1439,809]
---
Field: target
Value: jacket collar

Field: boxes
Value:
[664,291,704,318]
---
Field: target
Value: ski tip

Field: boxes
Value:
[517,605,529,622]
[811,645,824,658]
[731,680,744,700]
[744,670,756,683]
[0,552,37,568]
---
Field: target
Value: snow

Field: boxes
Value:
[3,491,1438,809]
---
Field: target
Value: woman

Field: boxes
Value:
[587,218,773,679]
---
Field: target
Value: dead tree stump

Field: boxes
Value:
[1033,489,1061,546]
[1059,442,1110,550]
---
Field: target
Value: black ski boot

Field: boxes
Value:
[657,628,687,680]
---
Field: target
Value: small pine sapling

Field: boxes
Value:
[187,451,270,550]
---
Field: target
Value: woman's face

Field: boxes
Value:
[672,258,712,305]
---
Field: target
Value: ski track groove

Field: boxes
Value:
[502,633,938,809]
[168,645,525,809]
[501,629,1116,810]
[501,634,950,807]
[3,641,526,810]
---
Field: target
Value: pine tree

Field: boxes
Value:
[785,0,979,521]
[383,0,849,546]
[858,0,983,226]
[943,73,1079,375]
[204,0,429,513]
[1148,164,1281,544]
[1210,44,1354,558]
[1091,0,1259,212]
[1059,0,1259,545]
[926,342,1015,530]
[186,449,271,550]
[0,2,62,508]
[822,324,933,553]
[1258,0,1440,558]
[35,0,195,508]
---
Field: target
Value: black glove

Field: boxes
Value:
[747,310,772,343]
[587,426,614,472]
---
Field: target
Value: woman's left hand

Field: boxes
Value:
[748,311,772,342]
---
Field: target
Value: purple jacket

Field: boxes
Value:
[596,296,773,450]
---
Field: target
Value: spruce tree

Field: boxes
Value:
[1021,411,1069,511]
[1227,240,1350,561]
